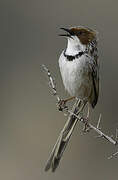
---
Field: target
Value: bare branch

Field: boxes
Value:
[42,64,118,169]
[68,110,117,145]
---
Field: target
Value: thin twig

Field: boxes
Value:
[42,64,60,102]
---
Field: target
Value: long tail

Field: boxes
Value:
[45,99,86,172]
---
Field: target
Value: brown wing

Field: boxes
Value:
[89,55,99,108]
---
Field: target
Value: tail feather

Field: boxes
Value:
[45,100,86,172]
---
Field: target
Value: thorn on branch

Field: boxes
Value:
[95,135,102,138]
[115,129,118,140]
[108,151,118,160]
[97,114,101,129]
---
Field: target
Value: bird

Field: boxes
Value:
[45,26,99,172]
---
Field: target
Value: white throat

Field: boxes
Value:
[65,36,86,56]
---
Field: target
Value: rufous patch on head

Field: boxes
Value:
[69,27,96,45]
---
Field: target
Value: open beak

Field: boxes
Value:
[59,28,73,38]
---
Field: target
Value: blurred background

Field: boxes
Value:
[1,0,118,179]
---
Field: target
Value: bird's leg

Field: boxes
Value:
[58,96,75,111]
[86,103,90,119]
[83,103,90,132]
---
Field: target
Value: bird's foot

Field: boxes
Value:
[57,99,68,111]
[82,117,90,133]
[57,96,75,111]
[82,104,90,133]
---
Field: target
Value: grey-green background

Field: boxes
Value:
[1,0,118,179]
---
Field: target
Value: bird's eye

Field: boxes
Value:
[78,31,83,35]
[70,31,75,36]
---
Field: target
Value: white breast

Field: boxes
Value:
[59,51,92,100]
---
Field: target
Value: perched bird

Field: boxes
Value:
[45,26,99,172]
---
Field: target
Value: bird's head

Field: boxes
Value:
[59,26,97,46]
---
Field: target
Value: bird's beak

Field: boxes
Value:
[59,28,73,38]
